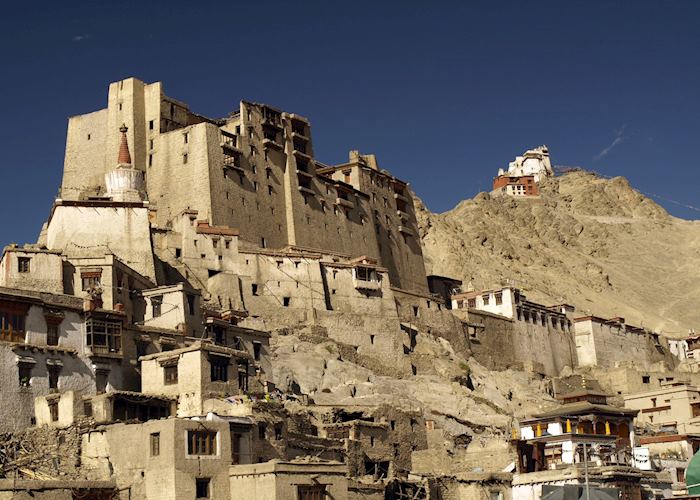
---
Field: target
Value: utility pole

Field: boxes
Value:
[583,442,591,500]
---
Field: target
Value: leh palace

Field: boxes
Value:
[2,77,700,500]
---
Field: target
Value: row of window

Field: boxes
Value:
[18,362,60,389]
[162,359,249,389]
[516,308,570,330]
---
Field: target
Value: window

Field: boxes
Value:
[252,284,259,296]
[184,132,189,144]
[84,401,93,417]
[210,356,229,382]
[238,361,248,392]
[150,433,160,456]
[258,423,267,439]
[95,369,108,394]
[148,154,153,167]
[253,341,262,361]
[85,318,122,354]
[283,297,290,307]
[49,400,59,422]
[151,295,163,318]
[298,485,326,500]
[81,272,102,291]
[48,365,60,389]
[495,293,503,305]
[18,362,32,387]
[482,294,490,305]
[149,120,154,130]
[17,257,30,273]
[274,424,283,440]
[195,478,210,499]
[0,302,27,342]
[642,375,650,384]
[188,430,217,456]
[187,294,196,315]
[355,267,376,282]
[467,298,476,308]
[183,153,188,164]
[164,364,178,385]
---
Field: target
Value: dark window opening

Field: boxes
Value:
[364,460,390,480]
[283,297,290,307]
[196,478,211,499]
[18,257,31,273]
[253,341,262,361]
[49,400,59,422]
[46,325,59,346]
[187,293,196,315]
[18,363,32,387]
[298,485,326,500]
[210,356,229,382]
[151,295,163,318]
[48,365,60,390]
[238,362,249,392]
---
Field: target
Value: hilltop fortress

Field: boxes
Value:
[0,77,696,499]
[59,77,427,293]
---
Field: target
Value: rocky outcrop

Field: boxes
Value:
[417,170,700,333]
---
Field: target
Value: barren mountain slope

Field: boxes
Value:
[417,171,700,335]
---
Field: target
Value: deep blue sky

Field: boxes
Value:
[1,0,699,248]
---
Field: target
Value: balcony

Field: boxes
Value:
[86,344,123,359]
[292,149,312,161]
[398,225,414,236]
[298,186,315,196]
[296,168,313,179]
[223,156,244,173]
[221,132,242,153]
[353,278,381,291]
[335,197,354,209]
[291,131,309,142]
[261,117,282,130]
[262,138,283,150]
[393,192,409,203]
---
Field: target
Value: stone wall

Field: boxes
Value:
[574,318,676,370]
[46,203,156,281]
[0,249,63,294]
[466,309,577,377]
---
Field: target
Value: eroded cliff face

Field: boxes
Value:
[417,170,700,334]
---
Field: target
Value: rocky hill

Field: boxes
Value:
[417,170,700,336]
